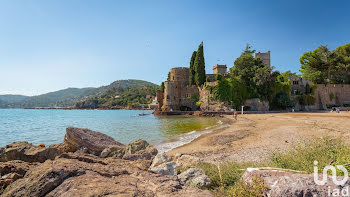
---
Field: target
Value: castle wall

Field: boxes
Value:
[312,84,350,110]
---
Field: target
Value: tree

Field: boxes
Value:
[167,72,171,81]
[333,43,350,84]
[189,51,197,85]
[194,42,206,86]
[271,91,294,110]
[160,82,165,92]
[230,44,270,99]
[300,45,336,84]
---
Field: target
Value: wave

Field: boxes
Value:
[154,120,230,153]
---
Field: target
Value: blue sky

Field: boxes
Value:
[0,0,349,96]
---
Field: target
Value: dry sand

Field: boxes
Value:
[168,112,350,163]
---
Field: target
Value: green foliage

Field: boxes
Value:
[75,85,159,109]
[300,43,350,84]
[230,44,277,101]
[297,94,316,106]
[305,94,316,105]
[224,177,267,197]
[271,138,350,175]
[305,83,312,94]
[189,51,197,85]
[196,101,203,107]
[212,78,248,109]
[160,82,165,92]
[329,92,335,101]
[271,91,294,110]
[167,72,171,81]
[191,94,199,102]
[194,42,206,86]
[216,73,223,81]
[277,71,298,82]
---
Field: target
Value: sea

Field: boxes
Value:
[0,109,229,152]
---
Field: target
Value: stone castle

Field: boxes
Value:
[157,64,228,111]
[157,51,271,112]
[157,49,350,112]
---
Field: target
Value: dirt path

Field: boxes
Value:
[167,112,350,163]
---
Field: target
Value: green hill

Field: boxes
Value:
[0,80,159,108]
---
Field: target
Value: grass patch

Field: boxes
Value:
[190,138,350,196]
[270,137,350,175]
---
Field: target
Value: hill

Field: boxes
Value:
[0,80,159,108]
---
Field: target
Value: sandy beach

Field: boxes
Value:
[168,112,350,163]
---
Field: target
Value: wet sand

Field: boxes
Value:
[167,112,350,163]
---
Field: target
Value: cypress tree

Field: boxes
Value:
[194,42,206,86]
[189,51,197,85]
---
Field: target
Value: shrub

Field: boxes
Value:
[271,138,350,174]
[225,177,267,197]
[271,91,294,109]
[329,92,335,101]
[196,101,203,107]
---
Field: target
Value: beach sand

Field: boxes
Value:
[167,112,350,163]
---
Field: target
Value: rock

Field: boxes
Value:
[100,147,111,158]
[122,153,155,161]
[0,160,37,189]
[151,152,169,168]
[178,168,211,188]
[64,127,125,155]
[150,162,177,176]
[108,146,125,158]
[100,146,126,158]
[0,147,4,161]
[242,168,350,197]
[1,153,213,197]
[123,139,158,161]
[0,142,62,163]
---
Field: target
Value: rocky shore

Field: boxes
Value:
[0,127,212,197]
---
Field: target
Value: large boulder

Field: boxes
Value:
[64,127,125,155]
[149,153,177,176]
[1,153,213,197]
[0,142,62,163]
[242,168,350,197]
[178,168,211,188]
[150,162,177,176]
[122,139,158,161]
[151,152,169,168]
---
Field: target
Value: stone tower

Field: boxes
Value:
[162,67,199,111]
[254,51,271,67]
[212,64,227,75]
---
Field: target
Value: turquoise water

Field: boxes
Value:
[0,109,221,150]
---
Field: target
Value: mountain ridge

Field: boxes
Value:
[0,79,159,108]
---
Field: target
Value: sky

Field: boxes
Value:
[0,0,349,96]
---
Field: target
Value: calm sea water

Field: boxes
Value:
[0,109,223,151]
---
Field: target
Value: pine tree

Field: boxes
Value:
[189,51,197,85]
[194,42,206,86]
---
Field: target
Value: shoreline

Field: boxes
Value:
[155,117,232,153]
[167,112,350,163]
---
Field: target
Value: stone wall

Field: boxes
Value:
[312,84,350,110]
[244,98,269,111]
